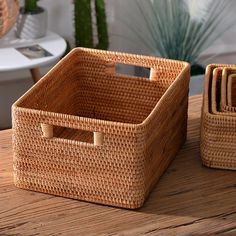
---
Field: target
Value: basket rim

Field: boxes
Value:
[12,47,190,128]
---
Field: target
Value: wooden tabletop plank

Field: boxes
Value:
[0,95,236,236]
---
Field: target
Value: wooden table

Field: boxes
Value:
[0,95,236,236]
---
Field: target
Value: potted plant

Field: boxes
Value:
[15,0,47,39]
[117,0,236,76]
[74,0,109,49]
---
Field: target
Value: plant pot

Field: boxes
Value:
[15,7,47,39]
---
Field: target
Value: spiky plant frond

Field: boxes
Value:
[116,0,236,65]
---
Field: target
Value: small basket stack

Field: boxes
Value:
[200,64,236,170]
[12,47,190,209]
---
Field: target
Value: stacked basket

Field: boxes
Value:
[200,64,236,170]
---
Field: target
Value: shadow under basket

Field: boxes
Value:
[12,47,190,209]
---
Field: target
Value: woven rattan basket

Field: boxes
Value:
[12,48,190,209]
[200,64,236,170]
[211,67,223,114]
[211,67,236,114]
[227,74,236,107]
[220,69,229,110]
[217,67,236,113]
[220,68,236,113]
[0,0,19,38]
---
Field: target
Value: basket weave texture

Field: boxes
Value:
[0,0,19,38]
[12,48,190,209]
[200,64,236,170]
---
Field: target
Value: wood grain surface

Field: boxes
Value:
[0,95,236,236]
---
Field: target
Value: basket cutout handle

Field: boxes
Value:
[106,62,158,81]
[40,123,104,146]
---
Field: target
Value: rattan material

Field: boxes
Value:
[220,69,228,110]
[12,47,190,209]
[220,69,236,113]
[227,74,236,107]
[211,67,223,114]
[0,0,19,38]
[200,64,236,170]
[211,67,236,114]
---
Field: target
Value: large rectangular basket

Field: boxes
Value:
[200,64,236,170]
[12,48,190,209]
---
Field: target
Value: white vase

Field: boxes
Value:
[15,7,47,39]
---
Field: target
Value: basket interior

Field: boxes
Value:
[17,50,185,125]
[228,75,236,107]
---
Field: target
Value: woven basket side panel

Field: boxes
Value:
[231,80,236,107]
[211,68,223,114]
[76,48,186,72]
[145,99,188,194]
[223,67,236,107]
[77,76,163,124]
[74,50,185,124]
[200,64,236,169]
[75,67,159,124]
[143,70,190,194]
[203,112,236,131]
[221,69,236,110]
[19,57,81,117]
[200,121,236,170]
[219,68,236,109]
[12,107,148,209]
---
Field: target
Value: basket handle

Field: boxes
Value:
[40,123,104,146]
[106,63,158,81]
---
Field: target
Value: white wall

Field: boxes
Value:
[107,0,236,64]
[39,0,74,46]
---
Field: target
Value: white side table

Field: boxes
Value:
[0,31,67,129]
[0,31,67,82]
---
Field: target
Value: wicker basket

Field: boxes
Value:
[0,0,19,38]
[211,67,223,114]
[227,74,236,107]
[12,48,190,209]
[220,69,228,110]
[220,68,236,113]
[200,64,236,170]
[211,67,236,114]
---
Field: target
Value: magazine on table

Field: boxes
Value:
[16,45,53,59]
